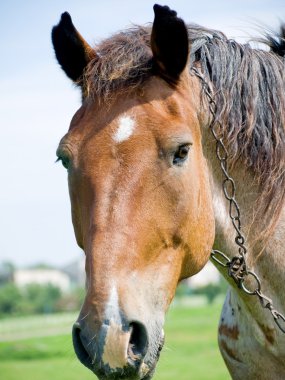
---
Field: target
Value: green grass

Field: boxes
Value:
[0,302,229,380]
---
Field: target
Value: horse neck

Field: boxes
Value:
[203,138,254,258]
[201,123,285,265]
[202,119,285,318]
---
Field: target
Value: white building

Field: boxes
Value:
[13,268,71,292]
[186,261,220,288]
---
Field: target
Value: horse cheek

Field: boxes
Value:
[181,168,215,278]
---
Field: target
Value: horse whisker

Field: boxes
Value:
[87,333,97,347]
[80,311,90,321]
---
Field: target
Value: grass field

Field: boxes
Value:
[0,301,230,380]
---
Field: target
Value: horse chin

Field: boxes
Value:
[139,332,165,380]
[139,362,158,380]
[123,333,166,380]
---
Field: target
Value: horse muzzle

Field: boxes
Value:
[72,316,164,380]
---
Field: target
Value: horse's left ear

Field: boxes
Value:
[52,12,96,83]
[151,4,189,84]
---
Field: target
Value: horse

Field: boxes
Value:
[52,4,285,380]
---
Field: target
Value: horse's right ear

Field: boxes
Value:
[151,4,189,84]
[52,12,96,83]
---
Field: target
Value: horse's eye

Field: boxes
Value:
[173,144,191,165]
[56,155,70,169]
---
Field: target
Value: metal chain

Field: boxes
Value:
[191,66,285,334]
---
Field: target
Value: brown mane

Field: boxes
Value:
[83,26,153,101]
[83,24,285,230]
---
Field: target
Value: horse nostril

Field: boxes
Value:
[72,322,92,369]
[128,321,148,364]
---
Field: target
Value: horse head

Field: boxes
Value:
[52,5,215,379]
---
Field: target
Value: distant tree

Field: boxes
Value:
[193,284,220,304]
[0,284,21,315]
[174,276,228,304]
[192,278,228,304]
[0,261,15,285]
[175,281,192,298]
[23,283,61,314]
[0,281,85,317]
[28,263,55,270]
[56,287,85,312]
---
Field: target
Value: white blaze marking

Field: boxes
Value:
[105,285,120,321]
[103,285,130,369]
[113,115,135,143]
[102,319,130,369]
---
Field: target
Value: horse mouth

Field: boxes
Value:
[99,334,164,380]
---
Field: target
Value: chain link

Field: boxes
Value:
[191,66,285,334]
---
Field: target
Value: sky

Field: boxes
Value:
[0,0,284,268]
